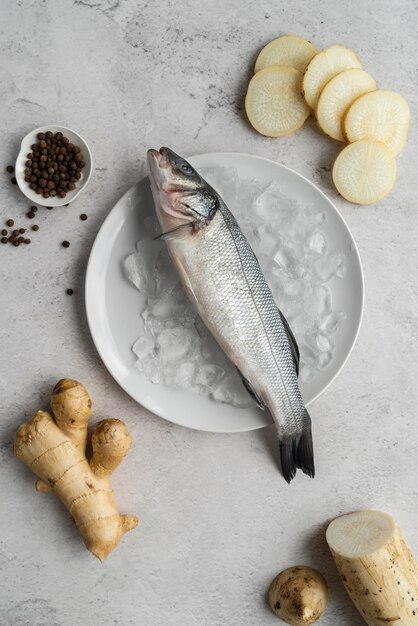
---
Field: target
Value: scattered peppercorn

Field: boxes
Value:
[1,229,7,236]
[23,131,85,199]
[13,229,19,236]
[66,288,74,295]
[80,213,88,221]
[6,165,14,173]
[25,238,31,244]
[11,177,17,184]
[27,211,35,219]
[32,225,39,231]
[18,236,25,243]
[62,240,70,248]
[6,219,14,227]
[13,240,19,247]
[30,205,38,212]
[19,228,26,234]
[1,237,8,244]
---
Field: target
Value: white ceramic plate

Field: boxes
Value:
[85,153,364,433]
[15,125,93,207]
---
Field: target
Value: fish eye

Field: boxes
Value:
[180,162,194,175]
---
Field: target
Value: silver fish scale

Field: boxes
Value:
[168,198,306,440]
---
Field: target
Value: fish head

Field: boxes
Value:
[147,147,219,229]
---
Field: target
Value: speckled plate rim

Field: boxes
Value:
[85,152,364,433]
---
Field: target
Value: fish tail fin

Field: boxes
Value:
[279,410,315,483]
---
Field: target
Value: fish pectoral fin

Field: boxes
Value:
[278,309,300,377]
[236,369,265,410]
[154,222,196,241]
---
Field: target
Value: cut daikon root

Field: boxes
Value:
[316,69,376,141]
[245,65,310,137]
[255,34,317,73]
[333,139,396,204]
[303,45,362,110]
[327,511,418,626]
[344,89,410,156]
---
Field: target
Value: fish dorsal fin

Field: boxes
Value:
[236,369,265,410]
[278,309,300,376]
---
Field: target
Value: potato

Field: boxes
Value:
[302,45,362,110]
[245,65,310,137]
[343,89,410,156]
[316,69,376,141]
[268,566,328,625]
[255,35,317,73]
[332,139,397,204]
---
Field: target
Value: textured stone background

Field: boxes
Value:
[1,1,417,624]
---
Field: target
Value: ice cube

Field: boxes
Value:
[252,224,281,255]
[133,335,155,359]
[196,363,224,388]
[308,231,328,255]
[254,182,282,222]
[211,373,255,409]
[316,333,332,353]
[124,239,161,295]
[283,278,303,300]
[303,285,332,319]
[148,298,173,320]
[314,253,346,281]
[201,166,238,203]
[273,245,298,272]
[200,335,228,365]
[318,350,332,368]
[157,327,198,360]
[236,177,271,215]
[257,253,281,286]
[299,364,315,384]
[172,361,196,387]
[321,311,346,335]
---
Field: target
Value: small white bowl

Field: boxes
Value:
[15,125,93,207]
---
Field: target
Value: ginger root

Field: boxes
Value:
[14,379,138,561]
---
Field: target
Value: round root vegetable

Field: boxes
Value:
[268,566,328,625]
[50,378,92,450]
[255,35,317,73]
[344,89,410,156]
[14,379,138,561]
[326,510,418,626]
[316,69,377,141]
[302,45,362,110]
[332,139,396,204]
[245,66,310,137]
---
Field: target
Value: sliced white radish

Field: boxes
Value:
[303,45,362,110]
[316,69,377,141]
[327,511,418,626]
[344,89,410,156]
[245,65,310,137]
[255,34,317,73]
[332,139,396,204]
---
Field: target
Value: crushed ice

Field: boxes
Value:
[124,167,347,408]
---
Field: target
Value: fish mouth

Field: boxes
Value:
[147,147,173,170]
